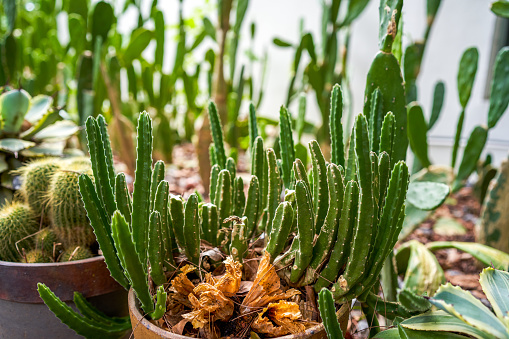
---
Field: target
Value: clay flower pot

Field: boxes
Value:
[128,288,349,339]
[0,256,128,339]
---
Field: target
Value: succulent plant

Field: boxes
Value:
[0,88,79,206]
[60,245,93,262]
[375,268,509,339]
[477,154,509,253]
[17,158,61,220]
[0,202,39,261]
[34,227,58,254]
[47,160,95,247]
[25,248,51,263]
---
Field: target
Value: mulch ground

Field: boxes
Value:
[164,143,490,338]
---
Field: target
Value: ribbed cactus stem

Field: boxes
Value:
[309,140,329,234]
[329,84,345,167]
[248,102,258,153]
[115,173,132,225]
[131,112,153,268]
[230,218,248,262]
[243,176,260,238]
[169,195,185,251]
[79,175,129,289]
[184,193,200,266]
[265,202,294,261]
[153,180,174,269]
[289,180,314,284]
[318,288,345,339]
[85,116,116,219]
[201,203,219,247]
[265,148,282,236]
[208,101,226,168]
[111,211,153,313]
[314,181,359,292]
[279,106,296,189]
[148,211,165,286]
[337,114,374,294]
[150,161,165,211]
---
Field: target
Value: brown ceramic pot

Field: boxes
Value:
[128,288,349,339]
[0,256,128,339]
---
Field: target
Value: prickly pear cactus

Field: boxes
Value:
[47,160,95,247]
[59,245,93,262]
[26,249,51,263]
[18,158,61,220]
[477,156,509,253]
[0,202,39,261]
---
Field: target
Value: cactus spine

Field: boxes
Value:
[60,245,93,262]
[48,161,95,247]
[18,158,61,220]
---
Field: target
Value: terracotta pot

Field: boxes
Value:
[128,288,349,339]
[0,256,128,339]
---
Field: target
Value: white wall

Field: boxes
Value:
[241,0,509,166]
[91,0,509,166]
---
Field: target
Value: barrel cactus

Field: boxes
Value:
[34,227,58,254]
[17,158,61,220]
[0,202,39,261]
[59,245,93,262]
[47,160,95,247]
[26,248,51,263]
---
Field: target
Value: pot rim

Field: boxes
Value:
[0,255,105,267]
[0,255,123,303]
[128,288,328,339]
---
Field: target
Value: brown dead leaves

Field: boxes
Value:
[172,252,309,337]
[181,256,242,328]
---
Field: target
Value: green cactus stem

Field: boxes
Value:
[318,288,345,339]
[18,158,61,221]
[48,161,95,248]
[184,193,201,266]
[148,211,165,285]
[265,202,294,261]
[279,106,296,189]
[131,112,153,268]
[330,84,345,167]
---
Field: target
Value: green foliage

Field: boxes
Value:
[398,268,509,339]
[477,155,509,253]
[318,288,345,339]
[37,283,131,338]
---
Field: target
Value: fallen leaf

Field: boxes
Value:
[251,300,307,337]
[241,251,300,314]
[171,265,196,296]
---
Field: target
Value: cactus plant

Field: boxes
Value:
[17,158,61,220]
[476,154,509,253]
[26,248,51,263]
[60,245,93,262]
[47,160,95,248]
[34,227,58,254]
[383,268,509,339]
[0,202,39,261]
[0,89,79,206]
